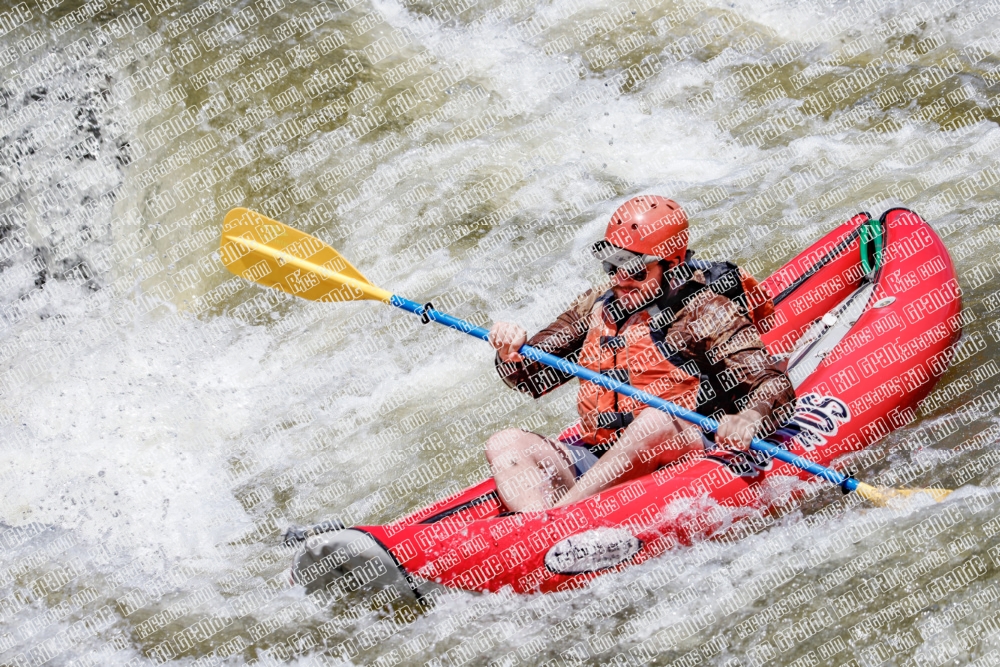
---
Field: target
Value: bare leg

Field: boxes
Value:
[554,410,704,507]
[485,429,578,512]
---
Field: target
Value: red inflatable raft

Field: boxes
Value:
[289,208,962,601]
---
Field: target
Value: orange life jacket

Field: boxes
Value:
[575,259,771,447]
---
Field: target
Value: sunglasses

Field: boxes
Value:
[604,260,648,281]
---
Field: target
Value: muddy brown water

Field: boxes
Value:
[2,0,1000,664]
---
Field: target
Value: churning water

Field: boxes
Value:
[2,0,1000,664]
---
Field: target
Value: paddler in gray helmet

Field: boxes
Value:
[486,196,796,512]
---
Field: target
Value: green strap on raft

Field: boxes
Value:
[859,216,884,275]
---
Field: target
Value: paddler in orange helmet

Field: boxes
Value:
[486,196,796,512]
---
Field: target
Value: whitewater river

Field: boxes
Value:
[2,0,1000,664]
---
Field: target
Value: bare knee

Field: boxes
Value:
[485,428,533,466]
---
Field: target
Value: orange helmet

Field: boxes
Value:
[592,196,689,267]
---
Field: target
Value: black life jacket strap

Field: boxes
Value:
[595,411,635,430]
[685,256,748,316]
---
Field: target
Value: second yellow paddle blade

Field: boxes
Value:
[219,207,391,303]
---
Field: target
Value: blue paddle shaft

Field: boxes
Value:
[391,296,858,493]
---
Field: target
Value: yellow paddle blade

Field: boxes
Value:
[854,482,953,507]
[219,207,392,303]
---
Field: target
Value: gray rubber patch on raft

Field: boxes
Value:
[293,529,443,605]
